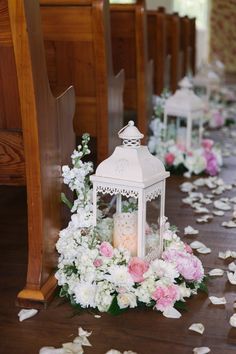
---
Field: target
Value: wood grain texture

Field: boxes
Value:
[180,16,191,78]
[148,8,166,95]
[110,0,153,139]
[189,17,196,75]
[166,13,180,92]
[7,0,75,307]
[40,0,124,163]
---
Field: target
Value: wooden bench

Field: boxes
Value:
[40,0,124,163]
[180,16,191,78]
[166,13,180,92]
[189,17,196,75]
[110,0,153,137]
[147,7,166,96]
[4,0,75,307]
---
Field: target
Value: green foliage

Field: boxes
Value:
[174,300,187,311]
[61,192,73,210]
[107,296,127,316]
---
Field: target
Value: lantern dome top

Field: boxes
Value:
[178,76,193,89]
[92,121,169,185]
[165,78,204,113]
[118,120,144,147]
[193,63,220,86]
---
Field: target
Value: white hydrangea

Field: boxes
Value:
[95,281,115,312]
[135,277,156,304]
[105,265,134,289]
[144,259,179,282]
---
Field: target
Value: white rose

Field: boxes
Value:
[117,293,137,309]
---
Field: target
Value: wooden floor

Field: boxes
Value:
[0,132,236,354]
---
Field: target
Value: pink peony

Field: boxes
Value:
[162,249,204,282]
[202,139,214,151]
[165,152,175,166]
[99,241,114,258]
[152,284,180,311]
[128,257,149,283]
[184,243,193,254]
[93,258,103,267]
[204,150,219,176]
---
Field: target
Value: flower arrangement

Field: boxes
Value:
[148,117,222,177]
[56,134,207,317]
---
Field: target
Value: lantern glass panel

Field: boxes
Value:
[145,198,161,257]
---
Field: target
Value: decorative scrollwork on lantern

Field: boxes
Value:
[95,184,139,199]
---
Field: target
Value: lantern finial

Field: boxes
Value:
[118,120,144,147]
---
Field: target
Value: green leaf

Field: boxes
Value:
[198,281,208,294]
[59,284,69,298]
[61,192,73,210]
[174,300,187,311]
[107,296,127,316]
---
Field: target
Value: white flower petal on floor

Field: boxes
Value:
[18,308,38,322]
[39,348,65,354]
[229,313,236,327]
[193,347,211,354]
[222,221,236,228]
[209,296,227,305]
[190,241,206,250]
[163,307,182,319]
[228,262,236,272]
[208,269,224,277]
[62,342,84,354]
[180,182,197,193]
[196,247,211,255]
[94,315,101,318]
[194,207,210,214]
[218,250,232,259]
[214,200,231,211]
[105,350,121,354]
[213,210,225,216]
[184,226,199,235]
[188,323,205,334]
[227,271,236,285]
[196,215,213,223]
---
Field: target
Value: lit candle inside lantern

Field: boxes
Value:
[113,212,137,256]
[176,126,187,146]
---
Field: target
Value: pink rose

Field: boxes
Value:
[204,150,219,176]
[165,152,175,166]
[176,143,186,152]
[99,242,113,258]
[93,258,103,267]
[202,139,214,151]
[152,284,180,312]
[128,257,149,283]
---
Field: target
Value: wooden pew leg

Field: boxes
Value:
[16,274,57,309]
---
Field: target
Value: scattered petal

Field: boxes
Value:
[227,272,236,285]
[230,314,236,327]
[163,307,182,319]
[208,268,224,277]
[194,207,210,214]
[218,250,232,259]
[184,226,199,235]
[39,348,64,354]
[222,221,236,228]
[228,262,236,272]
[193,178,206,187]
[18,309,38,322]
[94,315,101,318]
[78,327,92,337]
[209,296,227,305]
[213,210,225,216]
[190,241,206,250]
[189,323,205,334]
[105,351,121,354]
[193,347,211,354]
[62,342,83,353]
[196,247,211,254]
[214,200,231,211]
[196,215,213,223]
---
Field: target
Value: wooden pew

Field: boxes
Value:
[180,15,191,78]
[40,0,124,163]
[110,0,153,137]
[5,0,75,307]
[189,17,196,75]
[147,7,166,96]
[166,13,180,92]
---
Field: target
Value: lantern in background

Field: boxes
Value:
[164,77,205,151]
[90,121,169,258]
[192,62,220,102]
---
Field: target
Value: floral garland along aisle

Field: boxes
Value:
[56,134,207,317]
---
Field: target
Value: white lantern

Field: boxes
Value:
[193,62,221,102]
[164,77,205,150]
[90,121,169,258]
